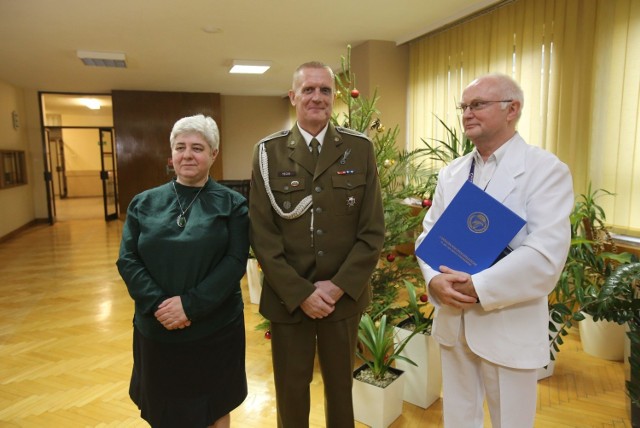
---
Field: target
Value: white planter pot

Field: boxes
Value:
[353,365,405,428]
[537,358,556,380]
[579,312,626,361]
[393,325,442,408]
[246,258,262,304]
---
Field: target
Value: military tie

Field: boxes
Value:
[310,138,320,161]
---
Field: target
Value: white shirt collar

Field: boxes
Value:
[472,132,517,166]
[297,123,329,147]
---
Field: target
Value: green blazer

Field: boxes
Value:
[249,123,385,323]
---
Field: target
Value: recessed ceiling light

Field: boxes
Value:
[229,60,272,74]
[77,50,127,68]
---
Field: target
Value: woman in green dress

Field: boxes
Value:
[117,114,249,428]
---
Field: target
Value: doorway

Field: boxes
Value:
[40,93,117,223]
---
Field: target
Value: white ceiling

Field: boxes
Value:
[0,0,500,99]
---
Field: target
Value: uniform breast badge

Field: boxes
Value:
[346,196,356,207]
[340,148,352,165]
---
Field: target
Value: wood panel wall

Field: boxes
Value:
[112,90,222,217]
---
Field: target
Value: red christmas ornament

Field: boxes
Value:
[386,253,396,262]
[420,294,429,303]
[422,199,432,208]
[264,330,271,340]
[350,89,360,98]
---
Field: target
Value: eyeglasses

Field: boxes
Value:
[456,100,513,112]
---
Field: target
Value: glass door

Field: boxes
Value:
[99,128,118,221]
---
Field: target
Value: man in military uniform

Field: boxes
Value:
[249,61,385,428]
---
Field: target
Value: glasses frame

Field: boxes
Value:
[456,100,513,113]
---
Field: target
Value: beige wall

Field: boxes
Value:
[63,128,103,171]
[220,95,291,180]
[0,80,35,239]
[61,128,103,197]
[351,41,409,148]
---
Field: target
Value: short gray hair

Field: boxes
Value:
[170,114,220,151]
[292,61,335,91]
[483,73,524,120]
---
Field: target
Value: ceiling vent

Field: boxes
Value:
[77,50,127,68]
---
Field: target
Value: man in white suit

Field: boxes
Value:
[416,73,573,428]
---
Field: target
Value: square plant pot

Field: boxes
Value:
[246,258,262,304]
[353,364,405,428]
[394,320,442,408]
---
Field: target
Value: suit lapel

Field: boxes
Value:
[485,135,526,203]
[442,135,526,206]
[444,154,473,205]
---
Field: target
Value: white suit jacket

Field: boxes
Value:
[416,134,573,369]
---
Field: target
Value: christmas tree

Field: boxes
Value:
[331,45,435,321]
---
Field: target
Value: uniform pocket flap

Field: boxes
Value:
[270,177,306,194]
[331,174,366,190]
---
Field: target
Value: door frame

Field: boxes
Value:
[38,91,114,223]
[99,128,118,221]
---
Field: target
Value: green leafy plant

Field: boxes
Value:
[420,115,474,165]
[397,279,434,335]
[548,184,632,359]
[355,312,422,384]
[592,261,640,405]
[593,261,640,323]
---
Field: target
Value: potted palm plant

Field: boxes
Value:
[393,280,441,408]
[353,312,422,428]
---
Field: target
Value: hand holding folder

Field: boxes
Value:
[416,181,526,274]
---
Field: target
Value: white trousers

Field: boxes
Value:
[440,323,538,428]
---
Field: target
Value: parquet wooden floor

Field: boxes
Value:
[0,214,632,427]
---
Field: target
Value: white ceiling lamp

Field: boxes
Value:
[77,50,127,68]
[80,98,101,110]
[229,60,271,74]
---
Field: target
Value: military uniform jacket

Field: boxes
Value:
[249,123,385,323]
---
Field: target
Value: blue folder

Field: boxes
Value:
[416,181,526,274]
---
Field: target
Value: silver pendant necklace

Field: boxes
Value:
[172,180,206,228]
